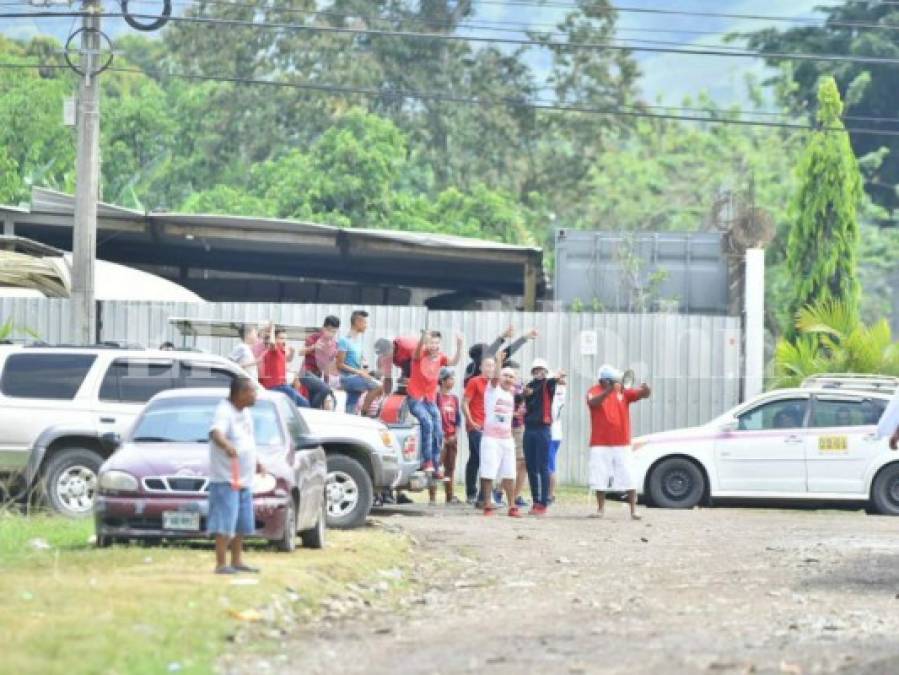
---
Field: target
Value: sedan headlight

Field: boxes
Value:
[253,472,277,495]
[99,470,139,492]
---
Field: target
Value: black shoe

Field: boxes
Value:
[396,493,414,505]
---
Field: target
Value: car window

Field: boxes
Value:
[180,362,237,389]
[99,359,177,403]
[737,398,808,431]
[274,397,309,444]
[811,397,887,428]
[0,353,97,400]
[131,397,283,446]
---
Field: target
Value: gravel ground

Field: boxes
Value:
[228,499,899,675]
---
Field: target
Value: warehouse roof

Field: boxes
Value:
[0,188,544,304]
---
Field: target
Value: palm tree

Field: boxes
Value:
[772,299,899,388]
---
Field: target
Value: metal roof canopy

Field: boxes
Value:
[0,188,545,305]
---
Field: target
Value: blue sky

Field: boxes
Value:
[3,0,839,107]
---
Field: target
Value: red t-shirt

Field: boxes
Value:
[303,331,321,375]
[437,392,460,437]
[588,386,641,446]
[463,375,489,431]
[407,352,448,402]
[259,346,287,389]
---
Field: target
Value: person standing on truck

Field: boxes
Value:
[586,364,651,520]
[463,356,495,506]
[523,358,566,515]
[337,310,382,414]
[260,328,310,408]
[229,324,263,380]
[208,377,264,574]
[408,329,463,480]
[479,356,522,517]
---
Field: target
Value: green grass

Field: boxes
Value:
[0,514,410,675]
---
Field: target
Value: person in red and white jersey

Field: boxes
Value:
[586,364,651,520]
[479,357,523,517]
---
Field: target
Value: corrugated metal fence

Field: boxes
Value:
[1,300,741,485]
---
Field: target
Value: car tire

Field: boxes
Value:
[276,498,298,552]
[648,457,706,509]
[325,455,373,529]
[43,448,104,518]
[870,463,899,516]
[96,534,113,548]
[300,494,327,549]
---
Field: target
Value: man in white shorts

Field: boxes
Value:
[586,364,651,520]
[479,362,523,517]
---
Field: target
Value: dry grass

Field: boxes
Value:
[0,514,409,675]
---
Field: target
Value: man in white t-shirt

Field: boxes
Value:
[208,377,264,574]
[479,362,522,517]
[229,324,262,380]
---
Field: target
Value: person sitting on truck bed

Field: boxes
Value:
[260,328,310,408]
[337,310,382,415]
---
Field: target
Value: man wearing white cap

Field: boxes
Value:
[523,358,566,515]
[586,364,651,520]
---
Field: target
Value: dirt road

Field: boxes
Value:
[228,499,899,675]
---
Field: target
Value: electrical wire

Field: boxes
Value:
[56,62,899,138]
[19,10,899,69]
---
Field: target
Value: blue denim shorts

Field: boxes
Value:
[207,483,255,537]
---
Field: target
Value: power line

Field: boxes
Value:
[71,63,899,138]
[46,10,899,69]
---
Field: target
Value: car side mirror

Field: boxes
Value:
[295,434,322,450]
[719,419,739,433]
[100,432,121,452]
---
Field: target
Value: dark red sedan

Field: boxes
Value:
[94,388,327,551]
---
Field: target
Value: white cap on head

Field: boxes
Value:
[597,364,622,382]
[530,358,550,373]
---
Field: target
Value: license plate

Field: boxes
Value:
[162,511,200,531]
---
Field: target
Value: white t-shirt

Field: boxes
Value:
[551,385,566,441]
[229,342,258,380]
[209,399,256,487]
[484,382,515,440]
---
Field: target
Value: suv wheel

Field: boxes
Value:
[325,455,373,529]
[43,448,103,518]
[871,463,899,516]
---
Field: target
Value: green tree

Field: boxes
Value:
[784,77,862,339]
[180,185,275,217]
[740,1,899,213]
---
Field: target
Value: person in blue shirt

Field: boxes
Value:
[337,309,383,414]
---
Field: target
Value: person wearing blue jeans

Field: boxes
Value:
[408,397,444,476]
[337,309,383,414]
[522,358,566,515]
[269,384,310,408]
[407,329,463,479]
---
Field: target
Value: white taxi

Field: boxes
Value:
[630,375,899,514]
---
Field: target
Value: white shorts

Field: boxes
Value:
[480,436,516,481]
[589,445,635,491]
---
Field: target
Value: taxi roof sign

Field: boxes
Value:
[801,373,899,395]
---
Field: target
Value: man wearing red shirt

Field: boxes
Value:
[462,356,495,505]
[259,328,309,408]
[587,364,651,520]
[408,329,463,480]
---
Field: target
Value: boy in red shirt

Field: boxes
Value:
[259,328,309,408]
[408,329,463,479]
[586,364,651,520]
[428,368,462,505]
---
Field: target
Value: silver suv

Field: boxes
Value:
[0,344,247,517]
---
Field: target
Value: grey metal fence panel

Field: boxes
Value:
[1,298,740,486]
[428,311,741,486]
[0,298,75,343]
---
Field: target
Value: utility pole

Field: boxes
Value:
[71,0,102,345]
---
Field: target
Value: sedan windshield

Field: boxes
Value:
[131,397,284,447]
